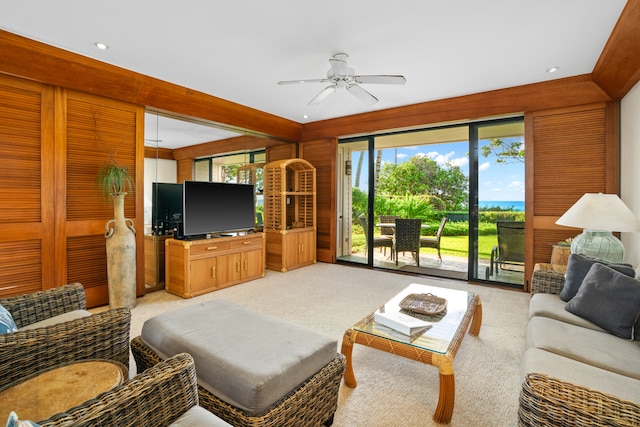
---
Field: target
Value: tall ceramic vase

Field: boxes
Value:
[105,192,137,309]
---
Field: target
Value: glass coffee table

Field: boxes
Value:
[341,283,482,424]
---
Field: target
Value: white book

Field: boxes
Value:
[374,310,431,336]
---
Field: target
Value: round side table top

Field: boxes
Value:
[0,359,127,423]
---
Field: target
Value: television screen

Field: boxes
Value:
[151,182,183,233]
[182,181,255,237]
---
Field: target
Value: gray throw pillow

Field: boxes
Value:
[565,263,640,339]
[559,253,635,302]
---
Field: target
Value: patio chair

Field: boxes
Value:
[378,215,399,238]
[0,283,131,389]
[420,217,448,261]
[359,215,393,257]
[487,221,525,278]
[393,218,422,266]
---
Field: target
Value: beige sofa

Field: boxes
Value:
[519,257,640,426]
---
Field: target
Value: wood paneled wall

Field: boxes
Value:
[524,102,619,290]
[0,74,144,306]
[300,139,338,263]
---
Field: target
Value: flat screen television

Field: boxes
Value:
[182,180,255,238]
[151,182,183,234]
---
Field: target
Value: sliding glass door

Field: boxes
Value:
[337,117,525,287]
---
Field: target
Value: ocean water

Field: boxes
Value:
[478,200,524,211]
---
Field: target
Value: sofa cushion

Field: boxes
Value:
[565,263,640,339]
[17,310,91,331]
[528,293,605,332]
[522,348,640,404]
[141,299,338,416]
[168,405,233,427]
[560,253,634,302]
[526,316,640,380]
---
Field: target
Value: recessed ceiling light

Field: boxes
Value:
[546,66,560,73]
[94,42,109,50]
[303,114,309,119]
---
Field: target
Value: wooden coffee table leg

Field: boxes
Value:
[469,296,482,336]
[340,328,358,388]
[432,355,455,424]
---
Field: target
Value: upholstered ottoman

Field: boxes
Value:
[131,299,345,427]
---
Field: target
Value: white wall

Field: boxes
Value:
[620,80,640,267]
[143,157,178,232]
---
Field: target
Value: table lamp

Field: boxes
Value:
[555,193,640,262]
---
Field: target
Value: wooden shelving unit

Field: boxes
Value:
[263,158,316,272]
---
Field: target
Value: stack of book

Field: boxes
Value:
[374,310,431,335]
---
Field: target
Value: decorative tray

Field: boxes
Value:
[399,293,447,316]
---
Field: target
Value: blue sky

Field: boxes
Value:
[354,139,525,202]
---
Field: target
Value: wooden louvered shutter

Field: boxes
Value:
[525,102,619,290]
[61,90,143,307]
[0,75,54,296]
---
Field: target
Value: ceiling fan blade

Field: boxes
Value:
[347,84,378,105]
[354,75,407,85]
[308,85,336,106]
[277,78,330,85]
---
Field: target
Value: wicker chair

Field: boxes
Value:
[519,373,640,427]
[378,215,399,238]
[419,217,448,261]
[39,353,230,427]
[358,215,393,257]
[0,284,131,389]
[393,218,422,266]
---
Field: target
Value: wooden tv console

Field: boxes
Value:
[165,233,265,298]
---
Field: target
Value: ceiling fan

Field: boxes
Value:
[277,53,406,106]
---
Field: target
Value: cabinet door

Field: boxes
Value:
[190,257,217,293]
[217,252,242,286]
[242,248,264,280]
[298,231,316,266]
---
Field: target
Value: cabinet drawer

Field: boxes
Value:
[190,241,230,255]
[230,237,261,250]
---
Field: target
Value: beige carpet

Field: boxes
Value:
[120,262,530,426]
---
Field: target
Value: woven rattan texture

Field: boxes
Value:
[530,270,565,294]
[518,373,640,427]
[39,353,199,427]
[0,284,131,388]
[131,336,345,427]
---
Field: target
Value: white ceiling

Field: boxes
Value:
[0,0,628,148]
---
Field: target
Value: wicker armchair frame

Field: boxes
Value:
[131,336,346,427]
[0,284,131,389]
[519,373,640,427]
[530,264,565,294]
[39,353,201,427]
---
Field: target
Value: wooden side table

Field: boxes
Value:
[0,360,127,423]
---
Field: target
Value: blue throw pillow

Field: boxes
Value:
[5,412,41,427]
[565,263,640,339]
[559,253,635,302]
[0,303,18,334]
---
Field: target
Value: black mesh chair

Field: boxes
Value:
[487,221,525,278]
[358,215,393,257]
[393,218,422,266]
[420,217,448,261]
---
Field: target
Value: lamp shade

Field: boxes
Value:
[555,193,640,232]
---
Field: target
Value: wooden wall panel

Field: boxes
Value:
[300,139,337,263]
[0,74,55,296]
[267,143,297,162]
[524,102,618,291]
[61,91,144,306]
